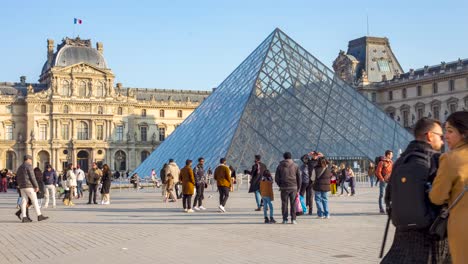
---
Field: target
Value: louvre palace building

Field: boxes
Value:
[333,36,468,129]
[0,37,210,173]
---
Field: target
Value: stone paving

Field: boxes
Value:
[0,184,393,264]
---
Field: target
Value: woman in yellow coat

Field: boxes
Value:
[429,111,468,264]
[179,159,195,213]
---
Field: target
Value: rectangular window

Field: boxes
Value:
[116,126,124,141]
[140,126,147,142]
[61,124,69,139]
[417,86,422,96]
[402,110,409,128]
[449,103,457,114]
[377,60,391,72]
[449,80,455,91]
[433,83,438,94]
[177,110,182,118]
[433,106,440,120]
[159,127,165,141]
[371,92,377,102]
[39,125,47,140]
[388,91,393,101]
[5,125,13,140]
[6,105,12,114]
[97,125,104,140]
[417,108,424,120]
[402,88,407,99]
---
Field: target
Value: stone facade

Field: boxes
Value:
[0,37,210,174]
[334,37,468,129]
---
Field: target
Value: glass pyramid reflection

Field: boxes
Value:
[134,28,413,176]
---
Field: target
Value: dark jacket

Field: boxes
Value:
[275,159,301,191]
[193,164,206,185]
[160,165,169,184]
[300,164,309,184]
[43,170,58,185]
[101,171,112,194]
[312,167,331,192]
[34,169,45,199]
[16,163,38,189]
[248,162,267,193]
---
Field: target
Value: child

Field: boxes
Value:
[259,170,276,224]
[165,173,177,202]
[330,166,338,196]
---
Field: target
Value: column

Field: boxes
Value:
[71,119,75,139]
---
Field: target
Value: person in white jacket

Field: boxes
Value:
[65,164,77,206]
[168,159,181,198]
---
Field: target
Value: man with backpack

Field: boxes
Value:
[376,150,393,214]
[381,118,449,263]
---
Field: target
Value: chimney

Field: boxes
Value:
[47,39,54,64]
[96,42,103,54]
[20,76,26,85]
[116,83,123,89]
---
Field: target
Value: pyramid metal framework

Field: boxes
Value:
[134,28,413,176]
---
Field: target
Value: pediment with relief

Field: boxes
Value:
[56,63,112,76]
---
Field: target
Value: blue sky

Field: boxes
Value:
[1,0,467,90]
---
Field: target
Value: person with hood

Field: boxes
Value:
[275,152,301,224]
[247,155,267,211]
[43,164,58,208]
[180,159,195,213]
[168,159,181,198]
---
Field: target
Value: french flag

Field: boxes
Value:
[74,18,82,24]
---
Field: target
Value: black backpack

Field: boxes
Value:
[389,151,436,230]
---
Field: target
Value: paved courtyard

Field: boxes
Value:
[0,184,393,264]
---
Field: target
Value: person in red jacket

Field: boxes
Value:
[375,150,393,214]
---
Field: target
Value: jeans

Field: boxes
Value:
[314,191,329,217]
[255,190,262,208]
[183,194,192,209]
[193,183,205,207]
[369,175,376,187]
[280,189,297,221]
[20,188,41,218]
[88,184,98,203]
[218,186,230,206]
[44,184,56,207]
[340,181,349,194]
[77,180,83,196]
[379,181,387,210]
[262,197,273,218]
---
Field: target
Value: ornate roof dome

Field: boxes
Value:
[41,37,107,75]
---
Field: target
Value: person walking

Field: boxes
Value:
[160,163,169,199]
[43,164,57,208]
[376,150,394,213]
[248,155,267,211]
[382,117,450,263]
[260,170,276,224]
[275,152,301,224]
[180,160,195,213]
[15,155,48,222]
[100,164,112,205]
[214,158,231,213]
[87,162,102,205]
[338,163,350,196]
[168,159,181,198]
[75,165,85,199]
[65,164,77,206]
[430,111,468,264]
[229,165,236,192]
[193,157,207,211]
[33,167,45,208]
[368,162,376,188]
[312,157,332,219]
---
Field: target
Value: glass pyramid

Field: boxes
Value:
[134,28,413,176]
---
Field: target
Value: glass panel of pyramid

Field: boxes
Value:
[134,28,413,176]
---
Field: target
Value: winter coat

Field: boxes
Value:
[248,162,267,193]
[430,141,468,264]
[16,163,38,189]
[101,171,112,194]
[43,170,57,185]
[275,159,301,191]
[34,169,45,199]
[168,162,180,183]
[87,168,103,185]
[179,165,195,195]
[312,167,331,192]
[166,175,175,191]
[66,170,77,187]
[300,164,309,184]
[214,164,231,187]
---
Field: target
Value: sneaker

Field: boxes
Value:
[325,215,330,219]
[380,209,385,214]
[254,208,262,211]
[184,208,188,212]
[37,215,49,222]
[187,209,194,213]
[291,220,298,225]
[264,217,270,224]
[282,220,288,224]
[193,207,200,211]
[199,206,207,210]
[269,217,276,224]
[218,205,226,213]
[22,217,32,223]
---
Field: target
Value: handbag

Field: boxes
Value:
[429,185,468,240]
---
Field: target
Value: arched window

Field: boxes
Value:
[96,82,105,97]
[77,121,89,140]
[159,109,165,117]
[6,151,16,170]
[41,105,47,113]
[98,106,103,115]
[61,80,70,96]
[117,107,123,115]
[64,105,69,114]
[78,80,87,97]
[141,109,147,117]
